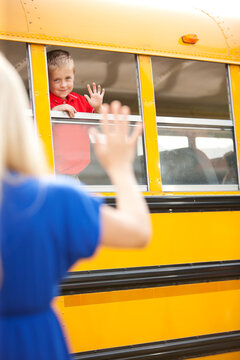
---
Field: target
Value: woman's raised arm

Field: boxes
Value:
[90,101,152,248]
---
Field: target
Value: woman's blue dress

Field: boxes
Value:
[0,174,103,360]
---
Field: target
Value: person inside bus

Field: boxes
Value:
[47,49,105,176]
[0,54,152,360]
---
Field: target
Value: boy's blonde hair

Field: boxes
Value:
[0,54,50,179]
[47,49,74,71]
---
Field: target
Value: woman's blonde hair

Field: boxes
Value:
[0,54,50,178]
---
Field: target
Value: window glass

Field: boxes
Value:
[47,46,146,188]
[152,57,229,119]
[47,46,139,114]
[158,135,188,151]
[158,126,238,186]
[152,56,238,189]
[0,40,32,108]
[196,137,233,159]
[51,113,146,188]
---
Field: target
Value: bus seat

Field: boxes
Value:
[77,144,146,185]
[77,143,111,185]
[211,156,228,183]
[160,147,219,185]
[222,151,238,184]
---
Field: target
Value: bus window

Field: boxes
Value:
[152,57,229,119]
[158,135,188,151]
[50,111,146,189]
[48,47,147,189]
[196,134,237,184]
[152,57,238,190]
[0,40,33,111]
[158,126,238,187]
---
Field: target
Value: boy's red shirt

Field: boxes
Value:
[50,92,93,113]
[50,92,94,175]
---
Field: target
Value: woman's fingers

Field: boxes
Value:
[120,105,130,136]
[100,101,131,137]
[89,126,102,145]
[100,103,111,136]
[110,101,128,135]
[129,122,143,147]
[94,101,142,171]
[110,100,122,112]
[121,105,130,117]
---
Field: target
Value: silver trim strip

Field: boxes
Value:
[52,120,101,125]
[84,184,148,193]
[156,116,233,127]
[227,65,240,189]
[51,119,141,126]
[27,44,37,133]
[162,185,238,192]
[136,55,150,191]
[50,111,142,122]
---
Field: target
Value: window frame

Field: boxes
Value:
[48,50,148,192]
[151,57,240,192]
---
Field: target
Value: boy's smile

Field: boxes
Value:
[49,64,75,99]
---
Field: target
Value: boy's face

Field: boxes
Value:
[49,64,74,99]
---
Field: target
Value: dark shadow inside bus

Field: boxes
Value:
[160,147,238,185]
[77,142,146,185]
[0,40,32,106]
[160,147,219,185]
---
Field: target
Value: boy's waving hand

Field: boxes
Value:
[84,82,105,113]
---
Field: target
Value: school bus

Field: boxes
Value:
[1,1,240,359]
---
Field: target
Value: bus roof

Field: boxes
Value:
[1,0,240,64]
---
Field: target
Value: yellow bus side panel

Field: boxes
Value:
[56,280,240,353]
[71,211,240,272]
[1,1,240,64]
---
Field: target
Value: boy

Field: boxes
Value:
[47,49,105,175]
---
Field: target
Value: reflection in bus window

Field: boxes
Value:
[0,40,32,108]
[51,113,147,189]
[158,126,238,186]
[152,57,229,120]
[152,56,238,189]
[196,137,233,159]
[196,136,238,184]
[158,136,188,151]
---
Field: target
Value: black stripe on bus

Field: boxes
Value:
[74,330,240,360]
[60,260,240,295]
[105,195,240,213]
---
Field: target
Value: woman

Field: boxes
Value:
[0,54,151,360]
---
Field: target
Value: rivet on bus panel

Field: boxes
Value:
[181,34,199,44]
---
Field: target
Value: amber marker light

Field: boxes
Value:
[181,34,199,44]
